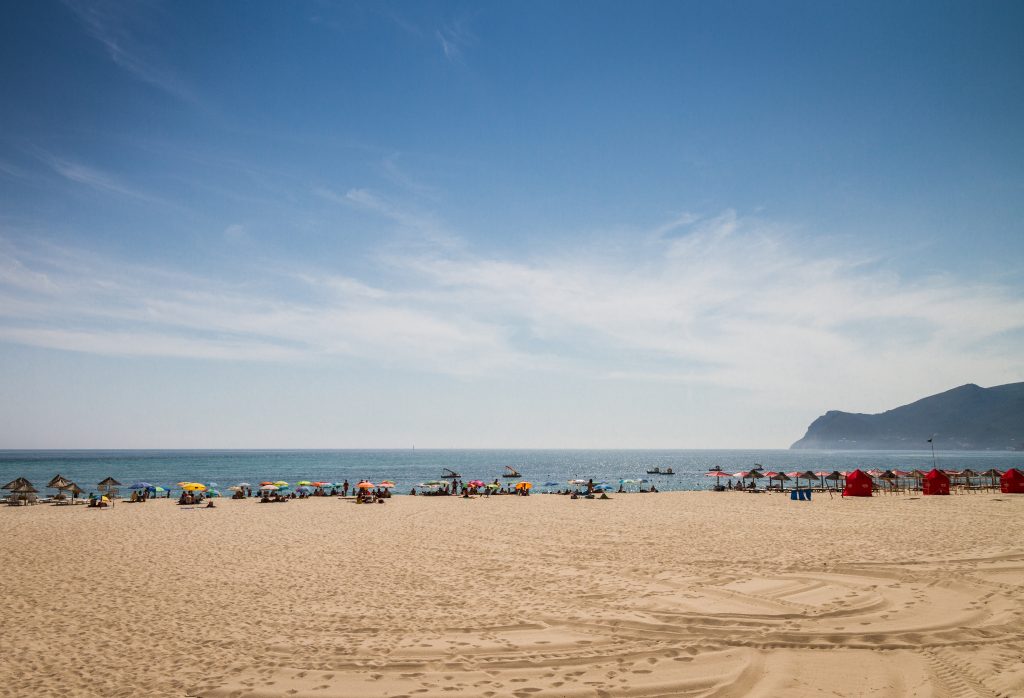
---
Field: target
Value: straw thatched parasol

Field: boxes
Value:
[48,474,75,501]
[980,468,1002,488]
[48,474,72,489]
[97,476,122,504]
[9,481,38,505]
[824,471,844,490]
[2,477,31,491]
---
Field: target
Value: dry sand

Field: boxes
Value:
[2,491,1023,697]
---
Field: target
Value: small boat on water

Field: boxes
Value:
[502,465,522,478]
[645,467,675,475]
[442,468,461,479]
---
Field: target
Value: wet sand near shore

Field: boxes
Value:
[2,491,1022,697]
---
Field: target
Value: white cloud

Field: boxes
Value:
[0,210,1021,418]
[40,154,165,204]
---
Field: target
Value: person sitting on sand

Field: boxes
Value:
[206,500,215,508]
[650,485,658,493]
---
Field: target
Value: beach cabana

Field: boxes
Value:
[1001,468,1024,494]
[922,468,950,495]
[842,469,872,497]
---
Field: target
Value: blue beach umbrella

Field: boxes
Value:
[128,481,152,490]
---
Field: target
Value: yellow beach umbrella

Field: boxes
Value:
[182,483,207,492]
[274,481,288,487]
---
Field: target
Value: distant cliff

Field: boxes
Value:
[791,382,1024,451]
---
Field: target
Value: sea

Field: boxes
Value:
[2,449,1021,495]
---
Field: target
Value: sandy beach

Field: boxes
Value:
[2,491,1023,697]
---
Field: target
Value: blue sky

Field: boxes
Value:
[1,0,1022,448]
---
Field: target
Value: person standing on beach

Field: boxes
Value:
[342,480,349,497]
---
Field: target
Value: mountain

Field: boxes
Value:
[790,382,1024,451]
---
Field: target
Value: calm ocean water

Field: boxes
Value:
[1,449,1021,495]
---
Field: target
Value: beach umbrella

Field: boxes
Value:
[182,483,206,492]
[9,482,38,504]
[98,477,122,488]
[47,474,76,500]
[128,481,153,490]
[764,471,790,489]
[568,479,589,485]
[515,481,532,490]
[48,474,73,489]
[705,471,732,479]
[785,471,814,488]
[236,482,252,488]
[147,486,166,493]
[379,480,396,488]
[259,481,274,486]
[259,484,279,491]
[3,477,31,491]
[980,468,1002,488]
[274,481,288,487]
[823,471,845,489]
[356,481,374,489]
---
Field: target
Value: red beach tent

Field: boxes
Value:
[842,469,873,497]
[922,468,950,496]
[1001,468,1024,494]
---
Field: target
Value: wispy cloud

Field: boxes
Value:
[62,0,196,102]
[1,210,1022,415]
[435,17,475,63]
[38,153,166,204]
